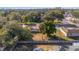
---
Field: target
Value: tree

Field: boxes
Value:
[40,21,56,39]
[28,12,42,23]
[71,10,79,18]
[7,12,21,22]
[0,20,33,47]
[43,9,64,21]
[21,15,29,23]
[4,21,33,41]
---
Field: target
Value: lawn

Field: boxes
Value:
[55,29,79,41]
[55,29,74,41]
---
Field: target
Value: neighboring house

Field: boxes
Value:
[57,13,79,37]
[28,24,40,32]
[55,23,76,29]
[64,12,73,17]
[64,12,79,26]
[64,12,77,23]
[19,23,40,33]
[59,26,79,37]
[64,16,79,27]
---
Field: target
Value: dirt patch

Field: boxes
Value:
[32,33,48,41]
[36,45,58,51]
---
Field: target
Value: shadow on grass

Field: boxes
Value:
[48,35,67,41]
[13,44,36,51]
[68,36,79,40]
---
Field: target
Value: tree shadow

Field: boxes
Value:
[68,36,79,41]
[13,43,36,51]
[48,35,67,41]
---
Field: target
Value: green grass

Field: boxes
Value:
[69,37,79,40]
[54,19,62,24]
[55,29,74,41]
[56,29,79,41]
[17,22,39,24]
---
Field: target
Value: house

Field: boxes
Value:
[64,12,73,17]
[19,23,40,33]
[27,24,40,32]
[56,12,79,37]
[59,26,79,37]
[64,12,77,23]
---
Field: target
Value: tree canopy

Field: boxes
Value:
[0,20,33,47]
[40,21,56,39]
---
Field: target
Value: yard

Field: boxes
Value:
[32,33,59,51]
[55,29,79,41]
[32,33,48,41]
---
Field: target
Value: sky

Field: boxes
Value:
[0,0,79,7]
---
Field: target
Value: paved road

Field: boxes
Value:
[17,40,79,45]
